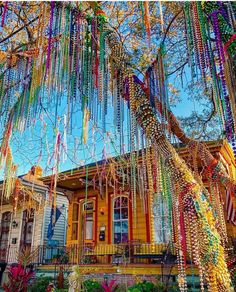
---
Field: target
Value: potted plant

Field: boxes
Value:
[52,254,60,264]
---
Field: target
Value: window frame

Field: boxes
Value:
[81,199,95,244]
[71,202,79,241]
[153,195,171,243]
[112,195,129,244]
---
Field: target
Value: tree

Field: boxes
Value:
[0,2,235,291]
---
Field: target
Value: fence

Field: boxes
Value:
[0,242,176,266]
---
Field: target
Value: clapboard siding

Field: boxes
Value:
[0,174,70,265]
[132,196,147,242]
[43,193,69,245]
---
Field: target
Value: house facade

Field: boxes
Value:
[0,166,69,268]
[41,140,236,275]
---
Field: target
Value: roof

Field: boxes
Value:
[41,139,235,191]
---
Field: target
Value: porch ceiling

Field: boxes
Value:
[41,140,229,191]
[56,177,84,191]
[45,169,102,191]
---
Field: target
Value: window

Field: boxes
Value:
[113,196,128,244]
[153,194,171,243]
[0,212,11,261]
[71,203,79,240]
[82,201,95,242]
[20,209,34,249]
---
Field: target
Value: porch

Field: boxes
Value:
[1,242,177,266]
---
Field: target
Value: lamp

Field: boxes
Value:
[12,220,18,228]
[100,207,106,215]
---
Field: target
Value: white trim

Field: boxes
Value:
[31,209,36,251]
[40,191,47,246]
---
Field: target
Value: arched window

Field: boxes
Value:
[113,196,128,244]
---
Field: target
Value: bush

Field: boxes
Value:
[155,276,179,292]
[115,284,128,292]
[82,279,102,292]
[127,281,158,292]
[29,275,54,292]
[3,263,35,292]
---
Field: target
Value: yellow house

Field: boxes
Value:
[42,140,236,276]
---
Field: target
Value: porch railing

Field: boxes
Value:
[1,242,176,266]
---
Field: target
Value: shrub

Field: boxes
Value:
[82,279,102,292]
[127,281,158,292]
[115,284,128,292]
[29,275,54,292]
[3,263,35,292]
[155,276,179,292]
[101,279,117,292]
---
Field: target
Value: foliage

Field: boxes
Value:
[127,281,158,292]
[155,276,179,292]
[81,255,97,264]
[127,279,179,292]
[16,246,38,268]
[3,263,35,292]
[232,271,236,288]
[114,284,128,292]
[82,279,102,292]
[178,111,222,141]
[60,252,70,264]
[101,278,117,292]
[29,275,54,292]
[101,1,227,139]
[68,265,98,291]
[0,1,225,171]
[101,2,184,74]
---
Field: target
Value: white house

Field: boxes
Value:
[0,166,69,267]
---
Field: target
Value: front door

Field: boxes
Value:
[20,209,34,251]
[81,201,95,245]
[0,212,11,262]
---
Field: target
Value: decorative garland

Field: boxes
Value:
[184,2,236,157]
[0,3,235,291]
[106,24,232,291]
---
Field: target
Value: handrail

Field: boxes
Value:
[1,242,177,266]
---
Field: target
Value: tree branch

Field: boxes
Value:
[0,15,39,45]
[6,6,34,42]
[160,8,184,47]
[167,60,188,76]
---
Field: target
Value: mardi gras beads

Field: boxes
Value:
[46,2,55,75]
[1,1,8,27]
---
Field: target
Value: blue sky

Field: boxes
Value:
[5,72,200,179]
[0,3,215,179]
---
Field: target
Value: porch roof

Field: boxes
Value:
[41,139,233,191]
